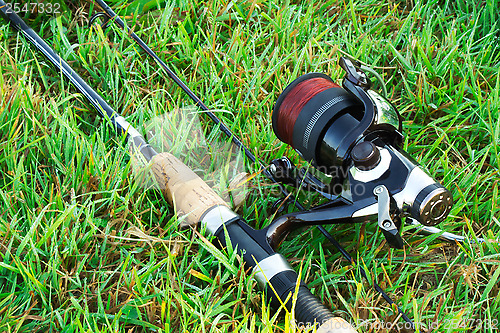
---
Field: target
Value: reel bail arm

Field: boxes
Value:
[374,185,404,249]
[269,157,339,197]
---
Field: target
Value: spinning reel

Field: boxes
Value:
[268,57,453,249]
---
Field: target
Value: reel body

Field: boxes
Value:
[268,58,453,248]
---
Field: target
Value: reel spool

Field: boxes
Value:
[268,58,453,248]
[272,73,363,172]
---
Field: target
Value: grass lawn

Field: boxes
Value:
[0,0,499,332]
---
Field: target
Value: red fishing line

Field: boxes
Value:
[275,78,339,146]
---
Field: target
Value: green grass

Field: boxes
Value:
[1,0,499,332]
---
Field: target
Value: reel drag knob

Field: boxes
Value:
[412,184,453,226]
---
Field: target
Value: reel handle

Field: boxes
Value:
[150,153,358,332]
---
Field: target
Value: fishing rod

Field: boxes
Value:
[88,1,418,327]
[89,0,481,246]
[0,3,358,332]
[88,0,487,329]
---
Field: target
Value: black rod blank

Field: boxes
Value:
[0,1,157,161]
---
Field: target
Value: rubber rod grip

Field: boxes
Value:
[151,152,228,226]
[294,286,358,332]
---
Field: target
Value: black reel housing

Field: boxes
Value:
[268,58,453,248]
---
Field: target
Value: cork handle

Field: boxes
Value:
[316,317,358,333]
[151,152,228,226]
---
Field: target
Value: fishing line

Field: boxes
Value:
[274,77,339,146]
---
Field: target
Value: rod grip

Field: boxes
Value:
[151,152,228,226]
[267,270,358,333]
[151,153,358,332]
